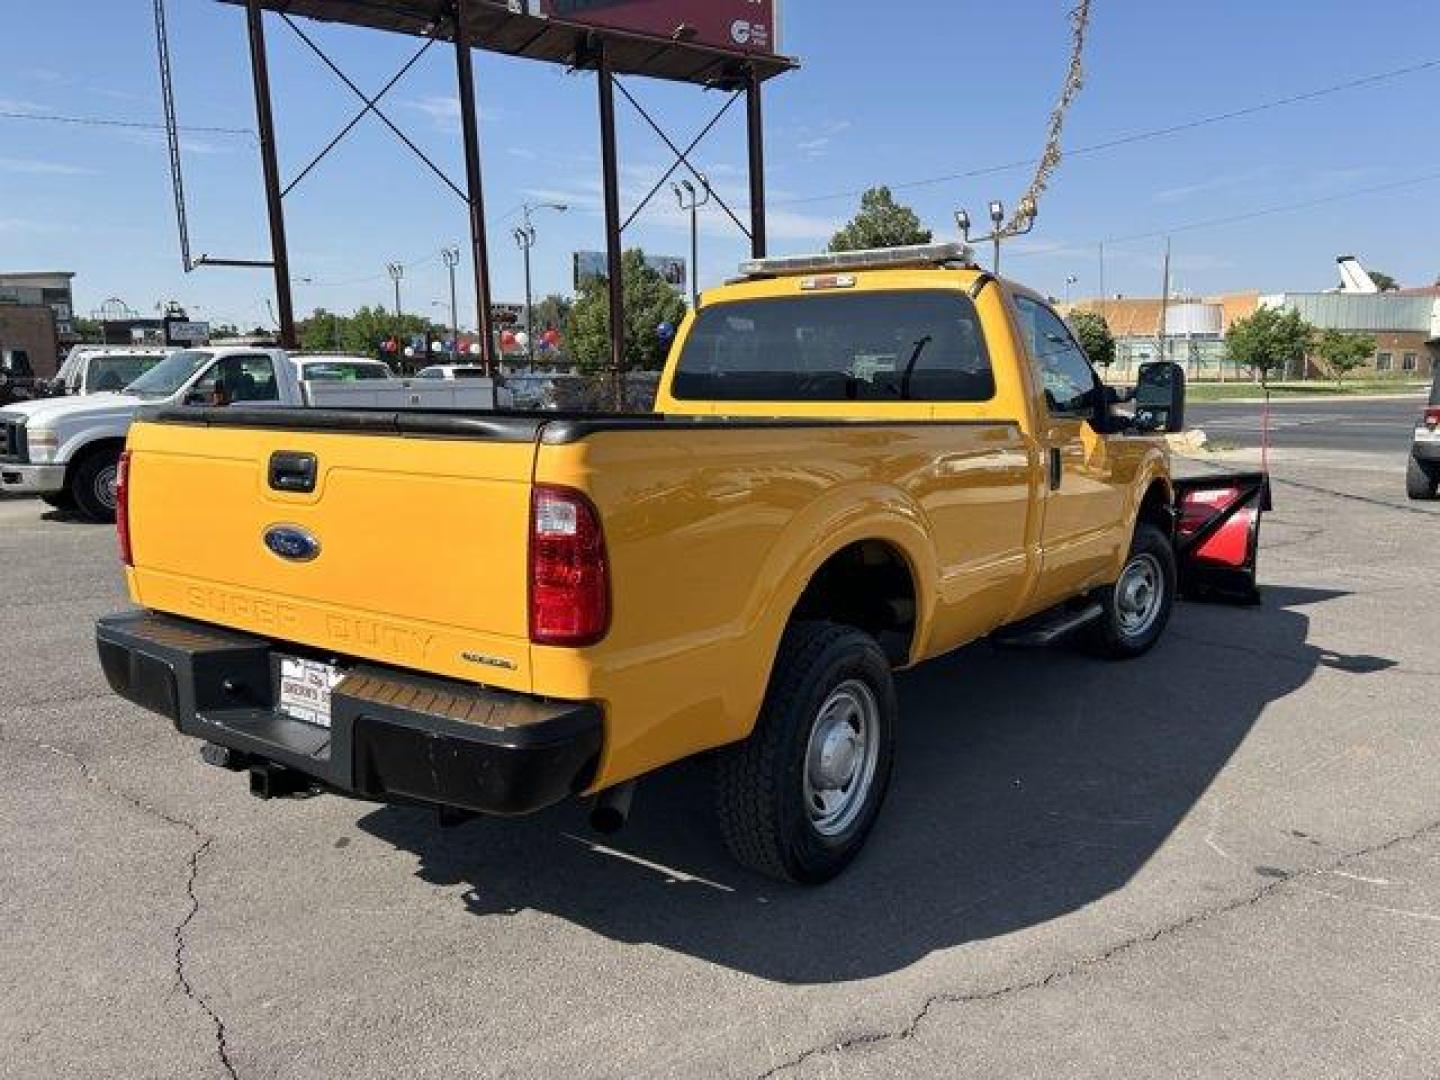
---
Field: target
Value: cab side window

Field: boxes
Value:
[1014,296,1098,418]
[192,354,280,405]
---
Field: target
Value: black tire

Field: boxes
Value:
[69,450,120,523]
[41,490,77,512]
[1407,457,1439,500]
[716,621,897,885]
[1086,522,1177,659]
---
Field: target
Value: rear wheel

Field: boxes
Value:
[1087,522,1177,659]
[716,621,897,884]
[41,490,77,512]
[1406,457,1438,500]
[70,450,120,523]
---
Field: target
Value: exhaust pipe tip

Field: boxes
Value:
[589,780,636,835]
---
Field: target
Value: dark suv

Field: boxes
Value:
[1408,368,1440,500]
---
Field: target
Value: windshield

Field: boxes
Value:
[299,361,391,381]
[125,350,213,398]
[88,354,165,392]
[670,291,995,402]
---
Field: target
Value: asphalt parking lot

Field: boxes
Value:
[2,413,1438,1078]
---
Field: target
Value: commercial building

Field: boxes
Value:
[1065,278,1439,381]
[0,271,76,343]
[1258,291,1438,378]
[1061,293,1260,380]
[0,304,60,379]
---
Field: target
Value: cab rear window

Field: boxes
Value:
[670,290,995,402]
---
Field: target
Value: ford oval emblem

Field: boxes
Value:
[263,524,321,563]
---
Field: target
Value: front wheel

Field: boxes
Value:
[1086,522,1177,659]
[41,490,77,512]
[716,621,897,884]
[1407,457,1439,500]
[69,450,120,523]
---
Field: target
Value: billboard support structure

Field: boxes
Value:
[453,0,498,375]
[244,0,296,348]
[211,0,795,399]
[596,43,628,409]
[747,66,767,259]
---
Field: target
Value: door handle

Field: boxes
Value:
[1048,447,1063,491]
[269,451,317,493]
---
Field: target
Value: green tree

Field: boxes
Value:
[297,308,345,352]
[829,186,932,252]
[1313,329,1374,388]
[294,306,440,361]
[1224,306,1313,383]
[1068,309,1116,373]
[71,316,103,342]
[567,249,688,376]
[1368,270,1399,292]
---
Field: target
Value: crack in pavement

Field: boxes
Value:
[15,733,240,1080]
[757,817,1440,1078]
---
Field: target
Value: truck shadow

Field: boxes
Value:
[358,584,1390,983]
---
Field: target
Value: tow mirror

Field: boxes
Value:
[1134,361,1186,433]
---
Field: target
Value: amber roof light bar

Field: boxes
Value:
[738,242,977,280]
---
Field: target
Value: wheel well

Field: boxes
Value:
[64,438,125,483]
[1137,479,1174,535]
[791,540,917,666]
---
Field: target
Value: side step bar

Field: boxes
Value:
[993,602,1103,649]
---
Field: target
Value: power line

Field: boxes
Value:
[1008,168,1440,256]
[0,108,252,136]
[772,56,1440,208]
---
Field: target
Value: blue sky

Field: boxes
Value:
[3,0,1438,330]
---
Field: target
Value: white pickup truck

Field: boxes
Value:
[52,345,173,397]
[0,346,512,521]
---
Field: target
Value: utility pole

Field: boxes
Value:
[513,203,566,369]
[1156,237,1171,368]
[387,261,404,320]
[441,246,460,359]
[672,177,710,308]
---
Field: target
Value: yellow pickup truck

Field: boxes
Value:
[96,243,1265,883]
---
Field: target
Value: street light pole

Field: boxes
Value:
[512,225,534,369]
[513,202,567,369]
[441,246,460,359]
[672,177,710,308]
[1065,274,1078,304]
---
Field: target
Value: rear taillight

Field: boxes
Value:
[116,449,133,566]
[1424,407,1440,430]
[529,485,609,647]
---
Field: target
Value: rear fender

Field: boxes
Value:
[1173,472,1271,605]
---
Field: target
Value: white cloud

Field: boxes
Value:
[0,157,94,176]
[404,96,502,129]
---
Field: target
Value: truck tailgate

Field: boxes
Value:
[124,411,538,692]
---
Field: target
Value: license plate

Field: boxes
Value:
[278,658,345,729]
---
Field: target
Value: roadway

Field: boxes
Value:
[1189,394,1424,455]
[4,429,1440,1077]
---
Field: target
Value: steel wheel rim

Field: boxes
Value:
[1116,552,1164,637]
[95,464,118,512]
[803,679,881,838]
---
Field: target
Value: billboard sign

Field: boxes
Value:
[574,251,686,292]
[491,303,526,328]
[167,320,211,344]
[527,0,779,57]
